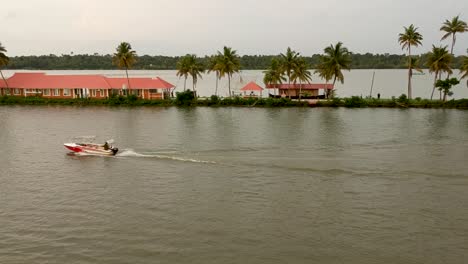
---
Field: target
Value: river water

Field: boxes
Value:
[0,106,467,264]
[2,69,468,99]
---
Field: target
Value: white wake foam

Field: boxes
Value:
[116,149,216,164]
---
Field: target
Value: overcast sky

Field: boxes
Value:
[2,0,468,56]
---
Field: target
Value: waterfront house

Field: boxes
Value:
[240,81,263,98]
[266,83,334,99]
[0,73,174,99]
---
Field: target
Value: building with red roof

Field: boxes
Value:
[0,73,175,99]
[240,81,264,98]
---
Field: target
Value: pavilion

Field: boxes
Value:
[240,81,264,98]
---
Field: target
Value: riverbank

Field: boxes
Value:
[1,95,468,109]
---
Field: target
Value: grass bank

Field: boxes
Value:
[1,94,468,109]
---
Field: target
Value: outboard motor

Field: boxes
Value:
[111,147,119,155]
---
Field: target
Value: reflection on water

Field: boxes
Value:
[1,106,468,264]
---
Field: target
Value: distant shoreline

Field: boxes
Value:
[4,53,466,71]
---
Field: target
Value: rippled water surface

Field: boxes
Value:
[1,106,468,264]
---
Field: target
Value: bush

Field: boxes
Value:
[397,94,409,104]
[175,90,195,106]
[344,96,367,107]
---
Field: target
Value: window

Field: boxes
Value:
[91,90,96,97]
[63,89,70,96]
[149,89,158,94]
[43,89,50,96]
[100,89,105,96]
[53,89,60,96]
[14,89,20,95]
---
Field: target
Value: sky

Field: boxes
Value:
[2,0,468,56]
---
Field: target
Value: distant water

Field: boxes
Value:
[1,106,468,264]
[3,69,468,99]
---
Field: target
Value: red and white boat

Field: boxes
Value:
[64,138,118,156]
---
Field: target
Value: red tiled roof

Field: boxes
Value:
[0,73,175,90]
[240,81,264,91]
[266,83,334,90]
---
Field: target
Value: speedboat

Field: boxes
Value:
[64,139,118,156]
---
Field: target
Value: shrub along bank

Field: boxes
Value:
[1,93,468,109]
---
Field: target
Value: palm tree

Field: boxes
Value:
[176,55,191,91]
[279,47,300,98]
[461,56,468,79]
[398,24,423,99]
[440,16,468,55]
[217,46,241,97]
[186,55,205,93]
[315,42,351,98]
[112,42,137,94]
[0,42,9,94]
[263,58,285,96]
[426,45,453,99]
[207,55,222,96]
[291,58,312,101]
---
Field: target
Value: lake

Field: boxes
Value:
[2,69,468,99]
[1,106,468,264]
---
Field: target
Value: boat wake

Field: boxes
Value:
[116,149,216,164]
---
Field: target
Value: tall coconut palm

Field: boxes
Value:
[291,58,312,101]
[263,58,285,96]
[279,47,300,98]
[112,42,137,94]
[461,56,468,79]
[315,42,351,98]
[207,55,222,96]
[186,55,205,93]
[176,55,191,91]
[217,46,240,97]
[0,42,9,94]
[426,45,453,99]
[398,24,423,99]
[440,16,468,55]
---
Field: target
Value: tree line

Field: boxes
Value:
[1,52,465,70]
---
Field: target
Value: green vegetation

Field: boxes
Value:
[440,15,468,55]
[176,54,205,93]
[426,45,453,99]
[461,56,468,79]
[315,42,351,97]
[436,78,460,101]
[112,42,137,91]
[216,46,241,97]
[398,24,423,99]
[4,53,467,70]
[316,96,468,109]
[3,95,468,109]
[0,42,9,92]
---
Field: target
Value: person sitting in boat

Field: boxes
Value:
[103,141,109,150]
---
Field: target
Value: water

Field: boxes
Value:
[1,106,468,264]
[2,69,468,99]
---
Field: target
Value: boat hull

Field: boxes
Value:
[64,143,118,156]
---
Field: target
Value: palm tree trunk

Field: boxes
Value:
[408,46,412,99]
[288,73,291,99]
[125,67,130,96]
[228,74,231,97]
[443,91,447,102]
[298,80,302,101]
[184,76,187,91]
[447,33,455,79]
[331,77,337,99]
[192,77,196,92]
[438,72,442,100]
[0,69,9,95]
[215,72,218,96]
[430,71,438,100]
